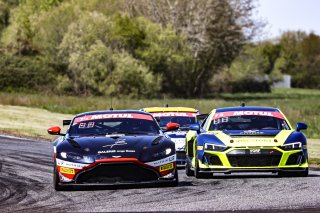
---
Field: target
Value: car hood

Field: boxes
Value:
[222,130,281,137]
[60,135,167,161]
[206,130,294,146]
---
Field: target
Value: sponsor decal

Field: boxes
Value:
[73,113,153,124]
[102,140,127,148]
[146,154,176,167]
[60,167,75,175]
[250,149,261,154]
[241,130,264,135]
[197,146,203,150]
[160,163,174,172]
[56,158,89,169]
[234,138,274,143]
[152,112,197,117]
[98,149,136,154]
[213,111,285,120]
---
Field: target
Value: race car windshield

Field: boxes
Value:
[209,115,290,131]
[158,116,196,128]
[69,118,160,136]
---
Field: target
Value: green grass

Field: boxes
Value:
[0,104,73,141]
[0,88,320,137]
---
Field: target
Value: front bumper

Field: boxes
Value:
[57,158,177,185]
[195,147,308,173]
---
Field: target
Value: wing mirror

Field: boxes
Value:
[47,126,65,136]
[296,122,307,132]
[165,122,180,132]
[189,123,200,133]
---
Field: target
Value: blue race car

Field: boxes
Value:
[48,110,178,190]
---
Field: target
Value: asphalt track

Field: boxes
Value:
[1,136,320,212]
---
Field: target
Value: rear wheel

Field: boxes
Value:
[194,156,212,179]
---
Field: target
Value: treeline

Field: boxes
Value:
[0,0,318,98]
[215,31,320,93]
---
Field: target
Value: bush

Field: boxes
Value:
[0,54,55,91]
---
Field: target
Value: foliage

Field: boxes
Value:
[125,0,260,96]
[0,54,55,91]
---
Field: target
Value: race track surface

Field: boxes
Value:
[1,136,320,212]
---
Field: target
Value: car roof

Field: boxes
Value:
[142,107,198,113]
[215,106,279,113]
[75,110,152,118]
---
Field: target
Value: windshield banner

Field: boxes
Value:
[152,112,197,117]
[74,113,153,124]
[213,111,285,120]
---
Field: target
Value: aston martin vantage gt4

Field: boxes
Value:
[48,110,178,190]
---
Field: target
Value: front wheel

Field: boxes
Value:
[53,165,64,191]
[163,169,179,187]
[194,156,212,179]
[185,160,194,176]
[278,168,308,177]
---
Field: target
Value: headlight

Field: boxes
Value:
[280,142,302,151]
[59,152,83,160]
[153,148,172,158]
[204,143,227,152]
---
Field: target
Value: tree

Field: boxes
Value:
[124,0,260,96]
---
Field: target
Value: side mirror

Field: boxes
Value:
[189,123,200,132]
[165,122,180,131]
[47,126,64,135]
[296,122,307,132]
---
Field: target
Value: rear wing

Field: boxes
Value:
[196,114,208,125]
[63,120,71,126]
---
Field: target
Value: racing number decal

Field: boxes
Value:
[160,163,174,172]
[79,122,95,128]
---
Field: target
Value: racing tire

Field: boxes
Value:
[194,156,212,179]
[163,169,179,187]
[185,160,194,176]
[53,165,64,191]
[53,162,71,191]
[278,168,309,177]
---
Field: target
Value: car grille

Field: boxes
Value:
[75,163,159,184]
[227,149,282,167]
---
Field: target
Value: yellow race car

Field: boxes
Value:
[141,107,200,167]
[185,106,309,178]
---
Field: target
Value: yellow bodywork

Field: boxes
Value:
[142,107,198,113]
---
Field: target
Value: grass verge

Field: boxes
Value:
[0,104,72,141]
